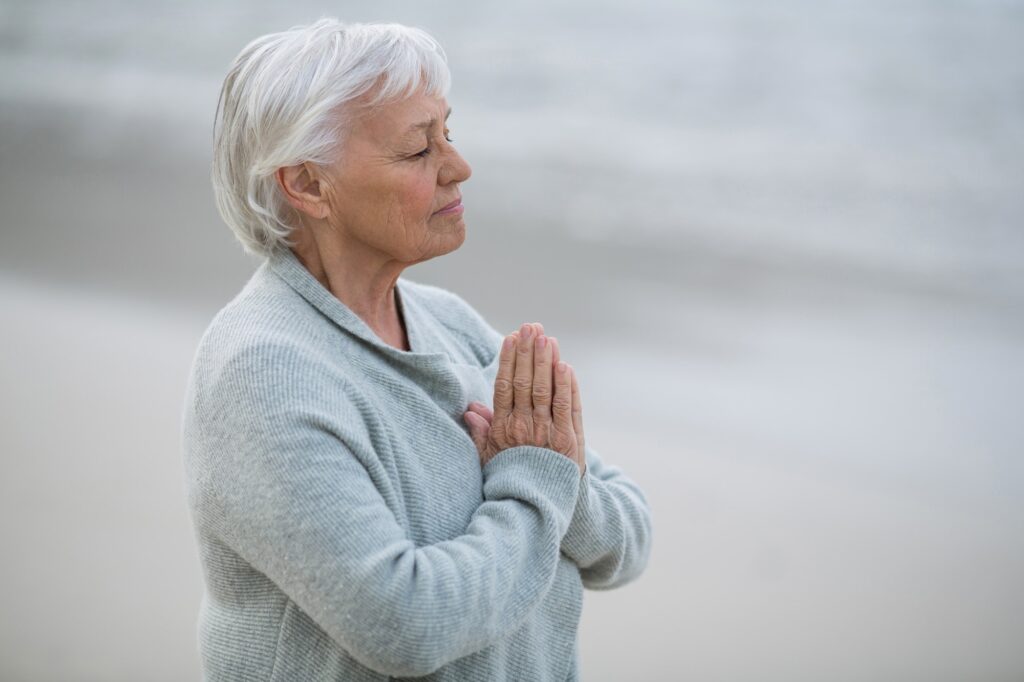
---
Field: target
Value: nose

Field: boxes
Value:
[439,145,472,185]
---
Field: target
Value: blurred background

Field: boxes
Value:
[2,0,1022,680]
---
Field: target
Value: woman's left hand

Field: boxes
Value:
[464,323,587,475]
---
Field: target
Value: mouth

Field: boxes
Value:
[433,197,464,216]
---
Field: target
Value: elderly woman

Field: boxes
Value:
[182,18,652,682]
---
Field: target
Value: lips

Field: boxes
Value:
[433,197,462,214]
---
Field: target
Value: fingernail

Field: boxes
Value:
[503,335,514,350]
[521,326,533,340]
[557,361,567,374]
[536,335,546,350]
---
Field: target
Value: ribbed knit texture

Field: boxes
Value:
[181,248,653,681]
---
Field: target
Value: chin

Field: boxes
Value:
[414,220,466,264]
[440,218,467,250]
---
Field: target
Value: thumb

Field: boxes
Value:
[463,410,490,454]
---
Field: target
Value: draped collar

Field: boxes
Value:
[266,247,455,372]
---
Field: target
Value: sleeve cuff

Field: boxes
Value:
[481,446,582,535]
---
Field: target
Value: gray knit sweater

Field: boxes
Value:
[181,248,652,681]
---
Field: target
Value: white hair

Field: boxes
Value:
[211,19,451,257]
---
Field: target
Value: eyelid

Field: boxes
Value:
[409,125,455,159]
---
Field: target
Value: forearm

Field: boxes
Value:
[560,448,653,589]
[373,446,581,674]
[212,437,581,678]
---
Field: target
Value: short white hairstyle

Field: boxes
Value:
[211,19,451,257]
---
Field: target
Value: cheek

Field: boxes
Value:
[406,179,436,220]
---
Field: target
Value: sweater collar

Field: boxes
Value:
[266,247,446,365]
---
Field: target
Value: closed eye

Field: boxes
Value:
[410,132,454,160]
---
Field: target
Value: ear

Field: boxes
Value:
[275,163,328,220]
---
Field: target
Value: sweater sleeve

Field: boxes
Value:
[422,284,653,588]
[195,344,581,678]
[559,446,653,590]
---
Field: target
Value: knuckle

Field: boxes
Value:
[509,421,530,443]
[532,385,551,401]
[550,430,575,453]
[512,376,533,392]
[494,378,513,397]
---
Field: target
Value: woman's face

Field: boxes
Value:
[318,89,472,265]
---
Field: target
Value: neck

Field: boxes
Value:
[290,223,410,351]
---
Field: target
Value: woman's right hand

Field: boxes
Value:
[475,323,584,475]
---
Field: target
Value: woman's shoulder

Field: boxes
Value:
[197,273,309,355]
[187,268,351,404]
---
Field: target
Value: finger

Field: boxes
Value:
[511,325,542,351]
[463,411,490,454]
[468,401,494,424]
[552,360,573,436]
[570,366,586,462]
[531,335,553,442]
[513,323,535,415]
[550,339,561,411]
[492,334,517,421]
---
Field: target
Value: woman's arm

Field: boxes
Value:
[425,287,653,588]
[554,343,653,589]
[561,445,653,590]
[461,317,653,590]
[191,343,581,678]
[465,399,654,590]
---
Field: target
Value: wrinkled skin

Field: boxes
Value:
[464,322,586,477]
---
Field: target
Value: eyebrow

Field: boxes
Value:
[404,107,453,135]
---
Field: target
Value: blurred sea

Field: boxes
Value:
[1,1,1022,680]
